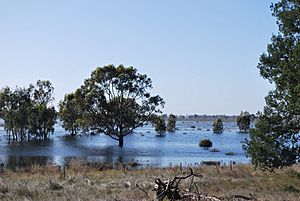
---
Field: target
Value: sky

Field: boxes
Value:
[0,0,278,115]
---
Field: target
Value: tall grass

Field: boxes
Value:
[0,161,299,200]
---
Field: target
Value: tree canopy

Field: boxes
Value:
[59,91,84,135]
[0,80,56,141]
[59,65,164,146]
[167,114,177,132]
[237,111,251,133]
[153,115,167,136]
[244,0,300,170]
[213,118,224,134]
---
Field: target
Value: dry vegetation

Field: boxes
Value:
[0,161,299,201]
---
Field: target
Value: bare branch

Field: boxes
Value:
[135,183,149,197]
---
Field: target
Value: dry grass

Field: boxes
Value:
[0,161,299,200]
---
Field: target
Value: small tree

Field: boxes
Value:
[213,118,223,134]
[59,91,83,135]
[237,111,251,133]
[153,115,166,136]
[28,80,57,140]
[167,114,177,132]
[64,65,164,146]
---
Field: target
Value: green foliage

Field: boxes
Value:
[153,115,166,136]
[28,80,56,140]
[0,80,56,141]
[244,0,300,170]
[59,91,83,135]
[166,114,177,132]
[237,111,251,133]
[61,65,164,146]
[213,118,224,134]
[199,139,213,147]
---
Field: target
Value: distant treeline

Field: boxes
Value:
[166,114,257,122]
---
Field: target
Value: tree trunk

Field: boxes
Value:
[44,132,47,140]
[8,131,11,144]
[71,128,76,136]
[118,136,124,147]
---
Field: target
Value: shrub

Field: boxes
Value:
[199,139,213,147]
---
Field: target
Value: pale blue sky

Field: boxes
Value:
[0,0,278,115]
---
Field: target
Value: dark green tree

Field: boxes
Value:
[237,111,251,133]
[213,118,224,134]
[59,91,83,135]
[67,65,164,146]
[28,80,57,140]
[153,115,167,136]
[167,114,177,132]
[0,86,32,141]
[0,80,56,141]
[244,0,300,170]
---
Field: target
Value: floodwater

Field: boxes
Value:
[0,121,250,167]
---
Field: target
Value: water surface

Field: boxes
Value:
[0,121,250,167]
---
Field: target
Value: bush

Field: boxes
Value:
[199,139,213,147]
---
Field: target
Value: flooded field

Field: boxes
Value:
[0,121,250,167]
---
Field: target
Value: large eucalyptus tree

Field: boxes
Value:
[61,65,164,146]
[244,0,300,170]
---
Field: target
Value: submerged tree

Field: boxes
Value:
[153,115,167,136]
[0,80,56,141]
[59,91,83,135]
[244,0,300,170]
[0,86,32,141]
[28,80,57,140]
[167,114,177,132]
[213,118,224,134]
[62,65,164,146]
[237,111,251,133]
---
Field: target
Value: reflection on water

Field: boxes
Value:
[0,121,250,167]
[4,156,52,170]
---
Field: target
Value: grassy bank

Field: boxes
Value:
[0,162,300,200]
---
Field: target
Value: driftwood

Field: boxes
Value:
[136,168,257,201]
[153,168,220,201]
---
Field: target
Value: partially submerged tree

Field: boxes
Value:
[0,80,56,141]
[153,115,167,136]
[28,80,57,140]
[244,0,300,170]
[167,114,177,132]
[0,86,32,141]
[59,91,83,135]
[213,118,224,134]
[237,111,251,133]
[63,65,164,146]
